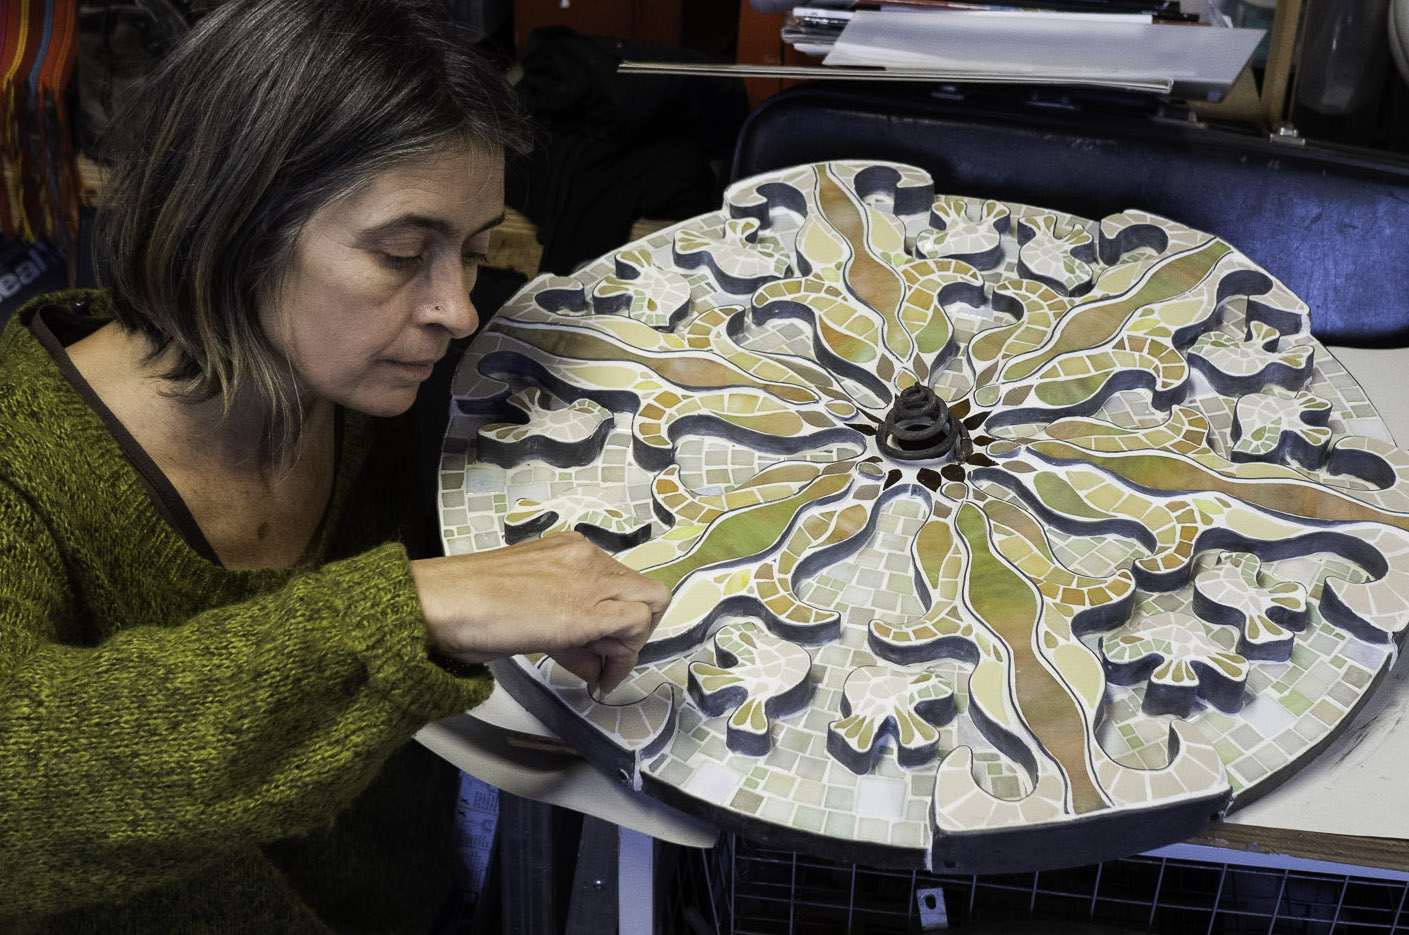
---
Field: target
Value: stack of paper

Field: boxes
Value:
[621,2,1264,99]
[818,8,1264,98]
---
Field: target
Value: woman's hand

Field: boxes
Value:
[410,531,672,693]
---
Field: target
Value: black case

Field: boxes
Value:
[731,83,1409,348]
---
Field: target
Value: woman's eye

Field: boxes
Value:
[462,251,488,267]
[382,252,424,270]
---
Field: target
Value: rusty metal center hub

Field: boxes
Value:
[877,384,967,462]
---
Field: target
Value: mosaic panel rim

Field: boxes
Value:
[442,160,1409,872]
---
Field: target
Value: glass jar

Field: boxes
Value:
[1296,0,1392,114]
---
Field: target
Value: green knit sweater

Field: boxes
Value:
[0,291,493,932]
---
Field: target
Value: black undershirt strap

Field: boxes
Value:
[34,308,222,565]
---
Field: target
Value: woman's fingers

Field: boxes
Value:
[548,637,645,693]
[585,599,657,691]
[412,531,673,690]
[548,647,604,686]
[596,649,637,695]
[550,602,657,693]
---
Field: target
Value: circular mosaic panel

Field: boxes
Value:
[441,161,1409,871]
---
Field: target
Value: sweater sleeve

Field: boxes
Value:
[0,479,493,917]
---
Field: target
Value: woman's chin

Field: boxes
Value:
[342,386,422,418]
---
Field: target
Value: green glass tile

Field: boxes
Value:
[1231,755,1268,783]
[1310,700,1341,726]
[761,797,795,823]
[858,818,889,843]
[658,760,692,786]
[730,789,764,814]
[782,731,812,754]
[1329,683,1358,707]
[825,811,857,838]
[892,823,927,848]
[989,775,1021,799]
[824,786,855,811]
[764,772,795,797]
[793,806,825,833]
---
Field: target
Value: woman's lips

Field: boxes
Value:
[384,358,438,378]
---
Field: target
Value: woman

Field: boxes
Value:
[0,0,669,930]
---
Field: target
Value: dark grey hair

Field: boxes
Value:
[96,0,530,455]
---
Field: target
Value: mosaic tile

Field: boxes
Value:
[673,217,792,295]
[451,161,1409,872]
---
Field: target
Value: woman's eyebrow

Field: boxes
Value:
[359,211,506,240]
[473,212,508,236]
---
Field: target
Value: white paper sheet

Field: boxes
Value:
[823,10,1264,98]
[1225,345,1409,839]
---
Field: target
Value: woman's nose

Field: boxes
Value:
[425,271,479,338]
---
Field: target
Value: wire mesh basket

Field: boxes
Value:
[664,833,1409,935]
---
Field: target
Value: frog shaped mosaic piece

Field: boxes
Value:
[445,160,1409,872]
[1100,611,1250,716]
[1014,209,1096,297]
[828,666,957,774]
[1230,390,1333,469]
[687,622,812,756]
[1192,551,1308,661]
[917,196,1009,270]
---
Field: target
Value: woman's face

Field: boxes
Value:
[261,145,505,417]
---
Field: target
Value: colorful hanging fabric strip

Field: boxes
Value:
[1,0,82,248]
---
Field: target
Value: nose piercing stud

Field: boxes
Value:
[434,305,441,311]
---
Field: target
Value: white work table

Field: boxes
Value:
[1178,344,1409,877]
